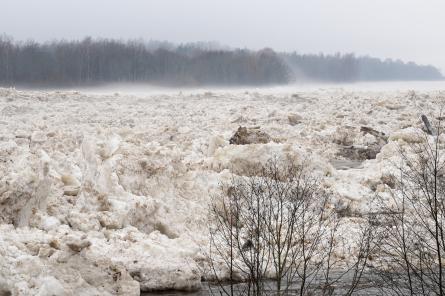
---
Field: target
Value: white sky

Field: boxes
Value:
[1,0,445,72]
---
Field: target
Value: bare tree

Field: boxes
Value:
[208,157,376,296]
[373,113,445,295]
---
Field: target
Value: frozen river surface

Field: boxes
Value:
[0,83,444,295]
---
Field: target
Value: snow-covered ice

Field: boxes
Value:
[0,86,443,295]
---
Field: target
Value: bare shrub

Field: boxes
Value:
[373,114,445,295]
[208,157,375,295]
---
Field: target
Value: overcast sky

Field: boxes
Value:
[2,0,444,72]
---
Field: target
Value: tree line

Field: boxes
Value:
[0,37,288,86]
[283,52,443,82]
[0,36,442,87]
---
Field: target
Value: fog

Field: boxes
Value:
[2,0,445,72]
[25,81,445,98]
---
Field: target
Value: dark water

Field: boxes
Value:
[142,289,208,296]
[142,273,381,295]
[142,291,207,296]
[330,159,363,170]
[142,285,380,296]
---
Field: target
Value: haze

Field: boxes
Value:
[2,0,444,72]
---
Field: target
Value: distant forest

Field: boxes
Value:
[0,36,442,86]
